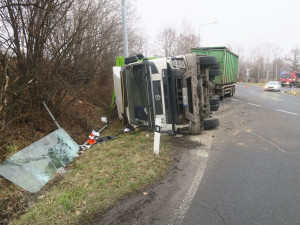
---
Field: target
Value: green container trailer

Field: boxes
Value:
[190,47,239,99]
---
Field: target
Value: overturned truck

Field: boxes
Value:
[113,54,220,134]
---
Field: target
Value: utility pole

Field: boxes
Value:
[122,0,129,57]
[275,61,278,80]
[258,59,260,81]
[246,68,250,83]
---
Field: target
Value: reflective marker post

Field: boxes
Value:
[153,118,161,155]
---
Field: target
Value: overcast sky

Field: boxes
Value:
[134,0,299,56]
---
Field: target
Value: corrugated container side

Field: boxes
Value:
[191,47,239,85]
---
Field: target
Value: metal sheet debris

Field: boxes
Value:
[0,128,79,193]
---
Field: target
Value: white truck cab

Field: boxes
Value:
[113,54,219,134]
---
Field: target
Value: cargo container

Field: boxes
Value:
[190,47,239,99]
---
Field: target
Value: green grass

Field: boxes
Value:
[286,89,300,97]
[5,144,19,157]
[11,124,171,225]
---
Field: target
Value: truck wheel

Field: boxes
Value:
[204,117,219,130]
[211,63,221,69]
[229,88,234,97]
[199,56,218,67]
[213,95,220,100]
[209,69,221,76]
[125,56,138,64]
[190,121,203,135]
[209,97,219,105]
[210,104,219,111]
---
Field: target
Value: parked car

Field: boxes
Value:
[264,81,281,92]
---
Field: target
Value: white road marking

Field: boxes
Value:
[234,122,287,153]
[276,109,300,116]
[247,103,262,107]
[247,130,287,153]
[231,99,239,101]
[170,131,213,225]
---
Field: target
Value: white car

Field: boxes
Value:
[264,81,281,92]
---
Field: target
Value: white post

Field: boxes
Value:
[153,118,161,155]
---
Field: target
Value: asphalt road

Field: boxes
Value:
[94,84,300,225]
[183,84,300,225]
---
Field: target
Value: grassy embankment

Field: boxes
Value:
[9,122,171,225]
[286,89,300,97]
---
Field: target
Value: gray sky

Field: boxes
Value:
[134,0,299,56]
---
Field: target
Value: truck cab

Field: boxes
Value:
[113,54,219,134]
[280,71,300,87]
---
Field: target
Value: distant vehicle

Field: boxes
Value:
[280,71,300,87]
[264,81,281,92]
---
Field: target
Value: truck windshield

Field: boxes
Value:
[172,58,186,68]
[280,74,289,78]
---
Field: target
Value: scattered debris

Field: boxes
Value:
[0,128,79,193]
[38,195,45,200]
[57,167,67,176]
[79,116,109,150]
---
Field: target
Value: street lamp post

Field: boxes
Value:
[198,21,218,46]
[122,0,129,57]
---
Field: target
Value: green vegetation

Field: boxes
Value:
[4,144,19,158]
[10,127,171,225]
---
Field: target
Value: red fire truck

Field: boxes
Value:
[280,71,300,87]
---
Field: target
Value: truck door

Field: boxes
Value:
[147,61,168,128]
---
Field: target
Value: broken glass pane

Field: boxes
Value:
[0,128,79,193]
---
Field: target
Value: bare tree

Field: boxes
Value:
[0,0,145,131]
[173,33,198,55]
[285,48,300,71]
[157,20,198,57]
[157,27,177,57]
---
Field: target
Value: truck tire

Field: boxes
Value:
[209,97,219,105]
[211,63,221,69]
[136,54,144,60]
[199,56,218,67]
[190,121,203,135]
[213,95,220,100]
[210,104,219,111]
[209,69,221,76]
[204,117,219,130]
[125,56,138,64]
